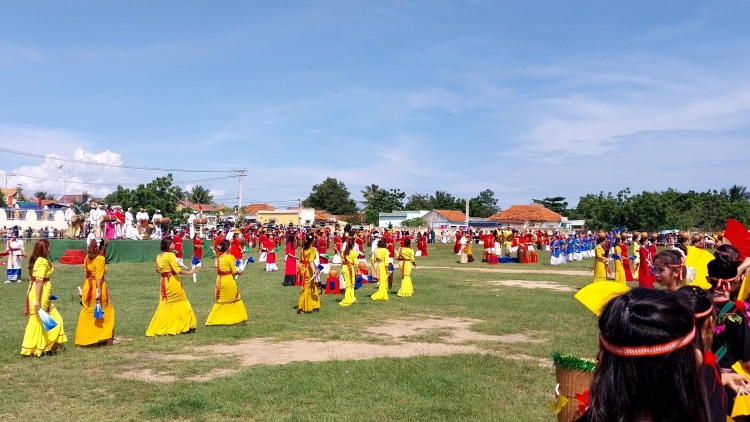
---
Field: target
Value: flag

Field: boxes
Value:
[37,196,42,209]
[199,203,203,211]
[7,194,12,206]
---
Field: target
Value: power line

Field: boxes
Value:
[6,173,235,186]
[0,147,229,173]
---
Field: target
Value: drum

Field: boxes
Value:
[71,215,83,223]
[99,215,116,223]
[193,218,208,225]
[138,224,155,239]
[154,218,171,225]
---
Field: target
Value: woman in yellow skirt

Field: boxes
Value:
[339,237,359,307]
[613,237,626,285]
[593,234,609,283]
[371,238,390,301]
[397,238,416,297]
[206,240,248,325]
[76,238,117,346]
[297,233,321,313]
[146,237,199,336]
[21,239,67,356]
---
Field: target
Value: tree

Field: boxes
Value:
[468,189,500,218]
[188,185,214,204]
[360,184,380,208]
[402,217,427,227]
[33,191,55,200]
[0,190,6,207]
[430,190,462,210]
[532,197,569,216]
[364,188,406,225]
[405,193,431,210]
[302,177,358,215]
[103,174,186,222]
[722,185,750,203]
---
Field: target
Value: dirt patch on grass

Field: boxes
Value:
[420,265,591,277]
[480,280,577,292]
[117,316,546,383]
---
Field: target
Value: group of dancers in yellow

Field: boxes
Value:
[20,229,417,356]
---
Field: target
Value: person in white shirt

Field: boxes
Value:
[89,202,103,238]
[187,210,198,239]
[64,203,80,238]
[125,207,134,226]
[135,208,149,228]
[151,209,164,237]
[125,223,141,240]
[86,229,96,245]
[5,230,24,283]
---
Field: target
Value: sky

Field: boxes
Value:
[1,1,750,209]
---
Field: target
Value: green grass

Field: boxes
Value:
[0,241,604,421]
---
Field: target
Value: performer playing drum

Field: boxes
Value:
[152,209,164,237]
[64,203,80,238]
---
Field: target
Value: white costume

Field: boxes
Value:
[125,224,141,240]
[152,211,164,237]
[64,205,79,238]
[5,237,24,282]
[135,210,149,226]
[187,211,197,239]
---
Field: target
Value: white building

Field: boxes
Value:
[378,210,430,228]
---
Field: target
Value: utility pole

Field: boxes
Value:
[5,173,14,190]
[465,197,470,225]
[231,169,247,215]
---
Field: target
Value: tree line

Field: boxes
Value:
[533,185,750,231]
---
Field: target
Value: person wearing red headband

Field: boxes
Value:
[653,247,689,292]
[580,288,708,422]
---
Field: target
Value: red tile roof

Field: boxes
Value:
[489,204,562,222]
[244,203,276,214]
[435,209,467,222]
[177,199,218,212]
[58,194,104,204]
[315,210,335,221]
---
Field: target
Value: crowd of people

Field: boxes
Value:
[13,222,423,357]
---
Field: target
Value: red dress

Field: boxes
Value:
[193,237,203,261]
[173,235,183,259]
[231,237,242,260]
[419,236,428,256]
[638,245,655,289]
[318,237,328,264]
[621,243,634,282]
[265,239,276,264]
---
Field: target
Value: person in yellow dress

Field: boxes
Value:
[371,238,390,301]
[76,238,117,346]
[593,235,609,283]
[21,239,67,356]
[339,237,359,307]
[397,238,416,297]
[297,233,321,313]
[206,240,248,325]
[146,237,199,336]
[613,237,626,285]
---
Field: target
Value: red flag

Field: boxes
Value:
[199,203,203,211]
[725,218,750,260]
[7,194,12,206]
[37,196,42,209]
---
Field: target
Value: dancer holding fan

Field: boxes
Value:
[206,240,248,326]
[76,238,117,347]
[21,239,67,356]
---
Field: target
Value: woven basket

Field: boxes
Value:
[555,366,594,422]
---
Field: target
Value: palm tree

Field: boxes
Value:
[188,185,214,204]
[34,191,55,200]
[722,185,750,202]
[360,184,380,208]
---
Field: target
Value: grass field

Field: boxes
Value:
[0,241,615,421]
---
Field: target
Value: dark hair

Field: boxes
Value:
[674,285,714,351]
[160,237,173,252]
[653,249,684,266]
[404,238,411,247]
[715,244,740,262]
[28,239,50,272]
[344,224,352,236]
[706,253,739,291]
[586,288,708,422]
[343,236,355,255]
[287,231,296,245]
[217,239,230,253]
[377,238,387,248]
[304,233,315,250]
[87,239,100,259]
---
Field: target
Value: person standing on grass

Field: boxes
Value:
[339,237,359,307]
[593,234,609,283]
[283,230,298,286]
[5,230,25,283]
[76,238,118,347]
[297,233,321,313]
[206,240,248,326]
[612,237,626,285]
[146,237,198,336]
[397,238,416,297]
[21,239,67,356]
[371,238,390,301]
[638,235,656,289]
[620,233,635,282]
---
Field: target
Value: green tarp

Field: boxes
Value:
[49,239,217,264]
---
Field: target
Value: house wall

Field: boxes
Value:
[258,211,299,225]
[0,208,67,231]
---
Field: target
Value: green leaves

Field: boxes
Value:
[364,188,406,224]
[302,177,358,216]
[551,352,597,373]
[187,185,213,205]
[103,174,185,222]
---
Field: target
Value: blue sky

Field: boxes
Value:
[1,1,749,209]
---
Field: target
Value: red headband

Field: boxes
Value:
[694,308,713,319]
[599,327,696,357]
[710,275,740,292]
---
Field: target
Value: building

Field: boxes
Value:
[176,199,221,213]
[488,204,562,231]
[256,207,315,226]
[244,203,276,214]
[560,217,586,231]
[422,209,468,229]
[57,194,104,204]
[378,210,430,228]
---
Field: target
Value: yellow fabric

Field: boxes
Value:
[298,247,320,312]
[397,247,415,297]
[614,245,625,285]
[21,258,67,356]
[593,245,607,282]
[738,274,750,302]
[372,247,390,301]
[733,394,750,418]
[575,282,630,316]
[206,254,248,325]
[686,245,714,291]
[75,256,115,346]
[340,249,359,307]
[146,252,197,336]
